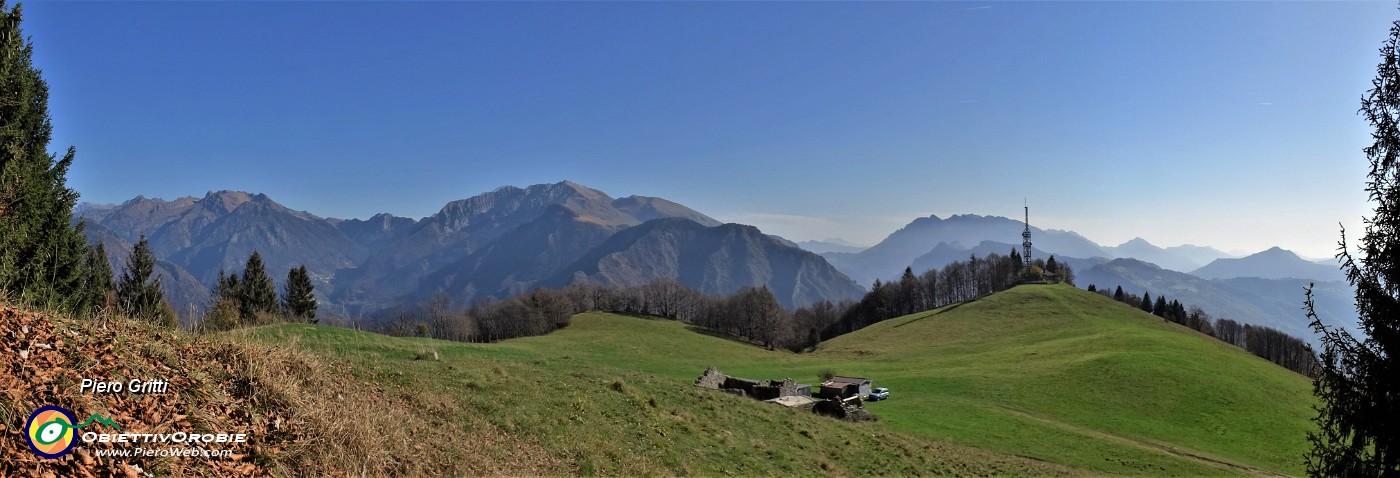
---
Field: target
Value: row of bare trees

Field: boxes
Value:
[373,280,798,348]
[378,287,581,342]
[371,251,1072,352]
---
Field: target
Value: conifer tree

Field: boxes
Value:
[200,268,242,332]
[1153,295,1167,318]
[1114,285,1125,302]
[201,296,240,333]
[1305,14,1400,475]
[116,235,175,328]
[212,268,238,304]
[238,251,278,323]
[0,3,88,312]
[1140,291,1153,313]
[281,265,317,323]
[869,279,889,320]
[80,242,114,317]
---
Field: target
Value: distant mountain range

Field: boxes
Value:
[823,214,1115,286]
[813,213,1354,341]
[820,214,1241,285]
[795,239,867,254]
[1190,247,1345,282]
[76,181,864,319]
[1077,258,1355,340]
[77,183,1356,340]
[1104,238,1234,273]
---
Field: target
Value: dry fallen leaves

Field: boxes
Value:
[0,305,293,477]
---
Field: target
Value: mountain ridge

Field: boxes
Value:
[540,217,865,309]
[1191,246,1345,282]
[825,213,1112,285]
[796,239,867,254]
[78,181,858,317]
[1103,237,1231,273]
[332,181,725,310]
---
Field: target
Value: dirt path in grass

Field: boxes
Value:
[994,405,1291,477]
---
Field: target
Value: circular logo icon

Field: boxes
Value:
[25,405,77,459]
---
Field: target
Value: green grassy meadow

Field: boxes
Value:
[230,284,1315,476]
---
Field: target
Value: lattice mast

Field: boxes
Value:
[1021,200,1033,269]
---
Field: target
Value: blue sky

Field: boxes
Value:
[24,1,1393,258]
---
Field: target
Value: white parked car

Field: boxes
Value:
[869,387,890,401]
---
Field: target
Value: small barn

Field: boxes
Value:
[819,376,872,399]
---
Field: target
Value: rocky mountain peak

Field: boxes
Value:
[199,190,254,213]
[1121,237,1155,248]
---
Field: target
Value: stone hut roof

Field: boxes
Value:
[822,376,870,386]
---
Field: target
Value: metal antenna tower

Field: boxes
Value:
[1021,200,1032,269]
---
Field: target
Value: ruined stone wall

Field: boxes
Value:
[812,395,874,421]
[695,367,803,400]
[694,366,727,389]
[778,378,799,397]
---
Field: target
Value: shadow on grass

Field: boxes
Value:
[684,324,771,349]
[893,299,975,328]
[615,312,672,321]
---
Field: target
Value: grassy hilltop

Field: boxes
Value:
[3,284,1315,476]
[237,284,1313,476]
[812,284,1315,476]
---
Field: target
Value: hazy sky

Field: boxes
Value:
[25,1,1392,259]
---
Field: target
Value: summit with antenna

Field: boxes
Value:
[1021,200,1033,269]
